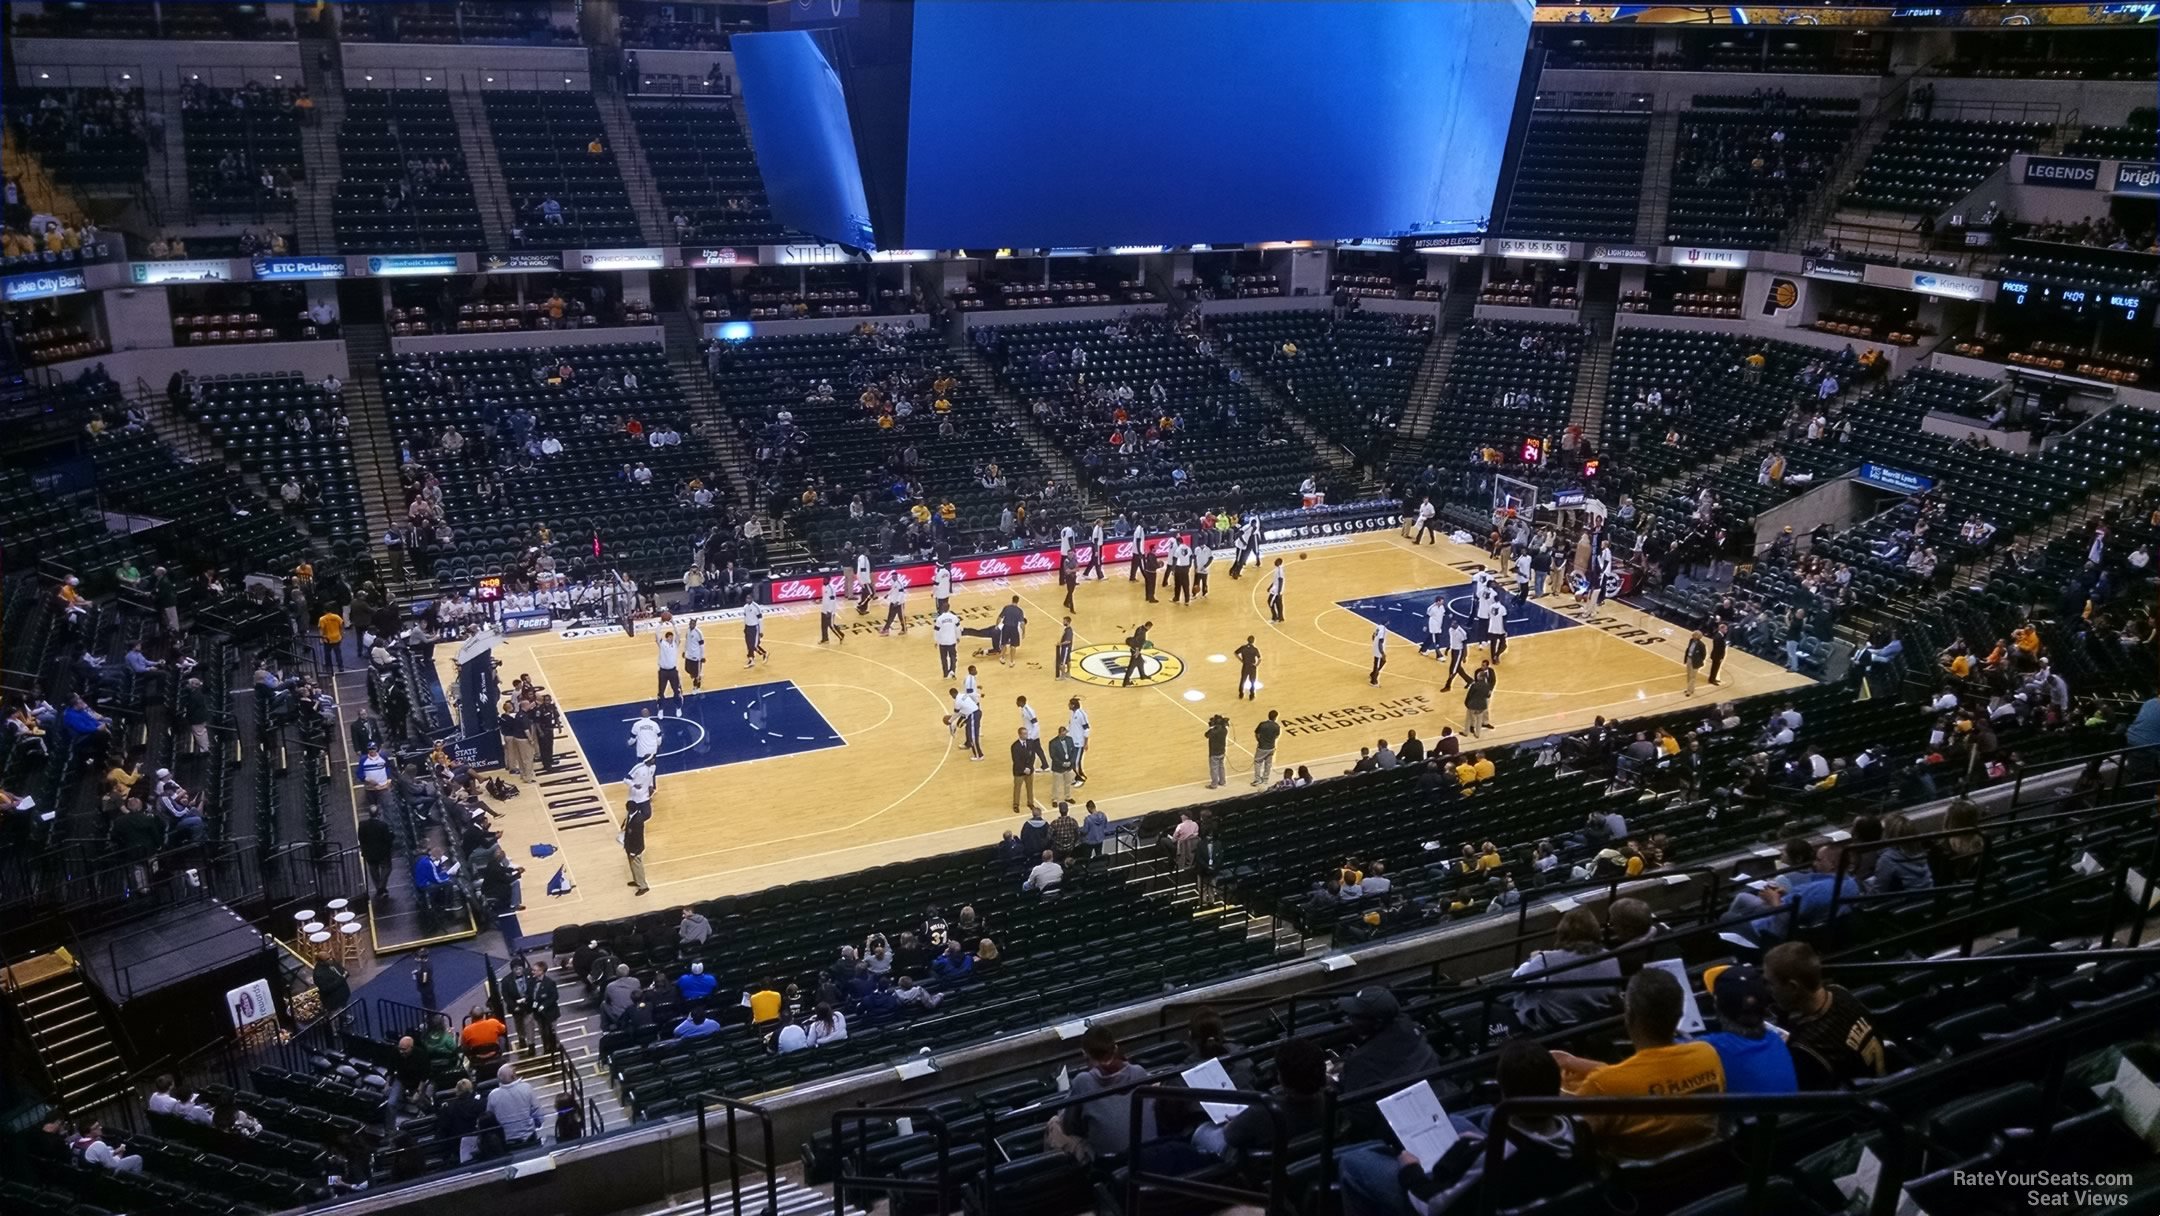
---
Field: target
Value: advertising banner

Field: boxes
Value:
[1253,498,1400,544]
[1856,463,1935,495]
[130,259,234,285]
[577,248,665,271]
[763,536,1194,604]
[1,267,87,302]
[1909,270,1988,300]
[367,253,462,277]
[1669,245,1750,269]
[253,255,348,281]
[2022,156,2101,188]
[2115,162,2160,198]
[1496,238,1572,261]
[686,246,758,268]
[482,252,565,274]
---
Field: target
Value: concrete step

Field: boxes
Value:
[448,90,515,250]
[592,92,673,247]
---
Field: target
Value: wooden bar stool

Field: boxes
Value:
[307,931,333,963]
[338,921,365,964]
[291,909,317,946]
[325,898,350,920]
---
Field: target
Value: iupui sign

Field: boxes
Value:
[764,536,1191,604]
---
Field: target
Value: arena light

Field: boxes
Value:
[718,321,753,342]
[1207,654,1227,663]
[1183,690,1206,702]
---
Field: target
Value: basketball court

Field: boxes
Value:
[427,531,1810,935]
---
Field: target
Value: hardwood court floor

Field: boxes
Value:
[462,532,1809,934]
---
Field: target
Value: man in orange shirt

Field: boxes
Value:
[317,609,345,672]
[460,1006,508,1069]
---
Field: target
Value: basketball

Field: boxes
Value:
[1299,552,1308,560]
[660,610,674,623]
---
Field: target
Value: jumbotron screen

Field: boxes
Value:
[734,0,1536,251]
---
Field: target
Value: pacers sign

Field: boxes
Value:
[1068,644,1185,688]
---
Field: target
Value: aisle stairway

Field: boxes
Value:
[295,28,346,255]
[341,322,405,572]
[658,311,756,514]
[945,337,1090,502]
[3,951,129,1118]
[633,1180,867,1216]
[1570,297,1618,447]
[591,89,673,248]
[1392,285,1476,455]
[1633,108,1681,245]
[1209,338,1356,478]
[1802,72,1921,257]
[447,89,515,251]
[145,82,192,225]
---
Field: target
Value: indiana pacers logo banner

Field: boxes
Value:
[1762,277,1800,316]
[1069,644,1186,688]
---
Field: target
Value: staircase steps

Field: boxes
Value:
[633,1180,867,1216]
[592,91,674,248]
[341,323,405,568]
[448,89,516,250]
[945,337,1089,502]
[1570,298,1618,447]
[295,30,346,255]
[659,312,757,513]
[1634,108,1682,246]
[1394,285,1477,456]
[1805,70,1926,257]
[10,959,129,1117]
[1208,337,1354,477]
[141,83,192,225]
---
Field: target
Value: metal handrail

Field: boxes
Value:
[831,1106,954,1216]
[695,1091,779,1216]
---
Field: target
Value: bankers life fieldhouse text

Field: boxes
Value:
[1279,696,1435,736]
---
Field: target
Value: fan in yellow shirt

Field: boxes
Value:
[746,985,782,1023]
[1551,969,1725,1161]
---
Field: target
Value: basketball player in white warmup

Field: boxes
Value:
[932,608,962,679]
[743,597,770,668]
[655,629,683,714]
[882,573,910,636]
[1420,595,1448,658]
[683,619,707,689]
[1066,696,1090,786]
[630,705,664,762]
[819,577,845,645]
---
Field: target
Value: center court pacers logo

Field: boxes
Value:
[1069,643,1186,688]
